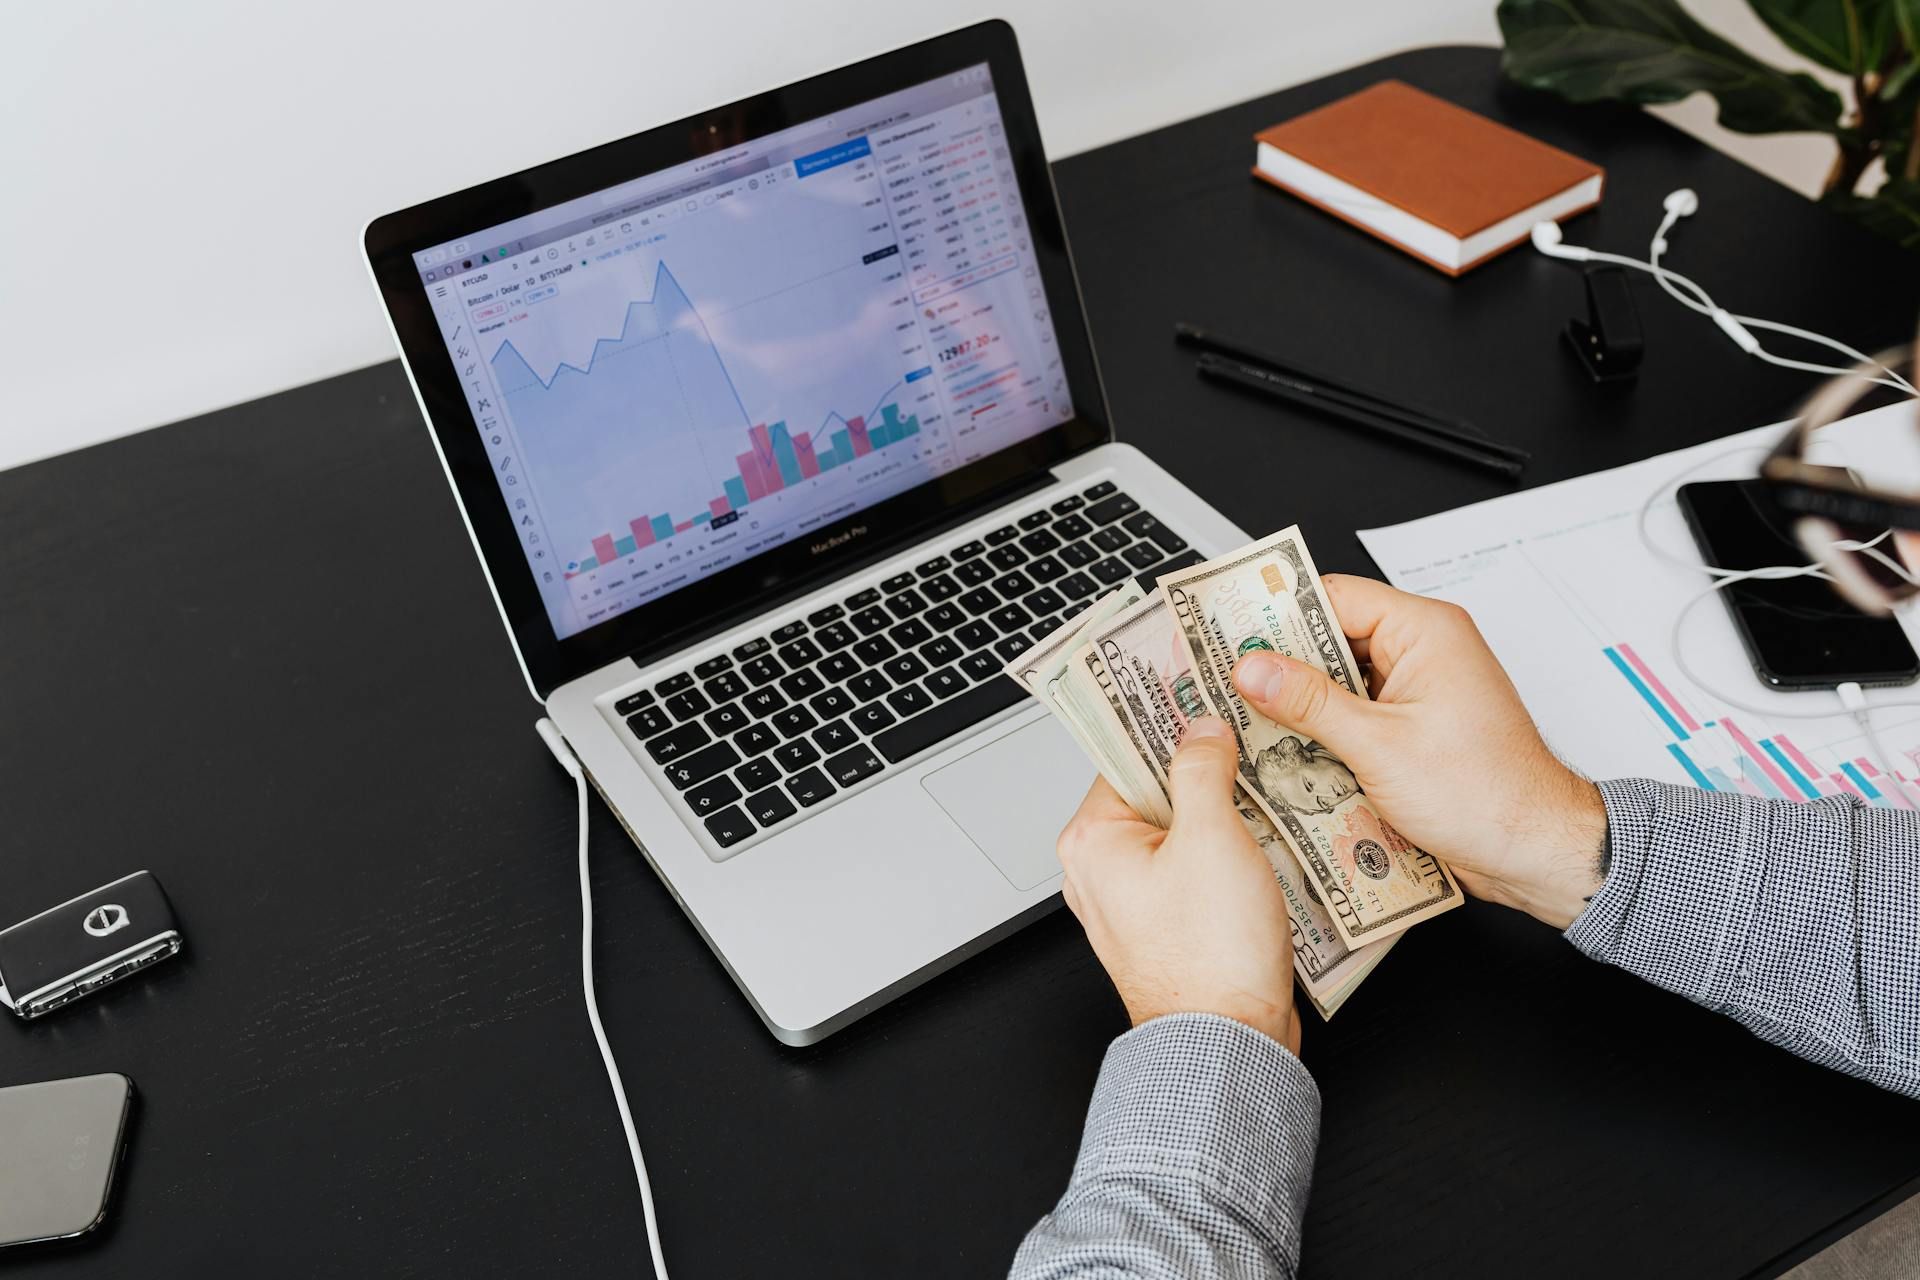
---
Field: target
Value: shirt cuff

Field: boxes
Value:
[1071,1012,1320,1247]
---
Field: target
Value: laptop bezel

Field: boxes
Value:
[364,19,1111,699]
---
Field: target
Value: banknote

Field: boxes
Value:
[1159,528,1462,946]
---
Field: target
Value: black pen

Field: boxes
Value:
[1176,322,1529,464]
[1195,352,1525,479]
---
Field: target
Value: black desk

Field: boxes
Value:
[5,45,1917,1278]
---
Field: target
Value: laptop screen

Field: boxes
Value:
[411,64,1073,643]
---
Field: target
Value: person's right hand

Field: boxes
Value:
[1231,575,1609,929]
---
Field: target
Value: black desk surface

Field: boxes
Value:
[5,45,1918,1278]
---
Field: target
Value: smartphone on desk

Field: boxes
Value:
[1677,478,1920,689]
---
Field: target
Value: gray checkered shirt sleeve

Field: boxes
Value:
[1570,778,1920,1099]
[1009,1012,1318,1279]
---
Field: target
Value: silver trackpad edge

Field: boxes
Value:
[921,718,1093,890]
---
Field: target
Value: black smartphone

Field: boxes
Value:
[1677,479,1920,689]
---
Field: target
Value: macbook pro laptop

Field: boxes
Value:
[364,20,1246,1043]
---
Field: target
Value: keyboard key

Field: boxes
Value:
[847,587,882,609]
[925,602,966,632]
[886,684,934,717]
[665,688,711,721]
[1059,540,1099,568]
[881,572,916,593]
[1054,513,1092,540]
[807,603,846,627]
[824,744,885,788]
[1019,529,1061,555]
[627,706,672,738]
[1087,492,1140,525]
[742,654,784,685]
[955,620,996,650]
[882,653,929,683]
[1051,494,1086,515]
[1027,555,1065,583]
[1089,557,1132,585]
[847,671,891,702]
[1057,572,1098,600]
[1083,479,1117,500]
[988,603,1034,633]
[992,571,1034,600]
[985,524,1020,546]
[1063,598,1093,620]
[1018,510,1052,531]
[816,621,857,652]
[959,587,999,617]
[959,650,1000,682]
[1135,548,1205,589]
[812,718,858,752]
[810,687,856,719]
[1127,514,1189,556]
[955,558,995,587]
[657,672,695,696]
[704,806,755,849]
[921,573,960,602]
[662,741,740,790]
[850,702,897,735]
[1022,586,1066,616]
[736,757,781,792]
[1091,526,1131,554]
[1029,614,1064,641]
[852,635,897,665]
[987,544,1026,571]
[923,666,968,700]
[777,637,823,668]
[772,705,818,738]
[774,739,821,771]
[819,652,860,684]
[686,774,742,816]
[645,721,709,763]
[704,671,747,703]
[694,654,733,679]
[744,787,797,828]
[771,620,808,644]
[915,555,951,577]
[920,635,962,667]
[614,689,656,716]
[732,637,771,661]
[851,606,892,635]
[873,675,1027,763]
[885,589,927,619]
[786,767,836,808]
[703,703,750,736]
[740,686,788,718]
[953,540,986,561]
[889,618,932,648]
[991,633,1030,662]
[1122,542,1161,570]
[778,668,826,700]
[734,723,778,757]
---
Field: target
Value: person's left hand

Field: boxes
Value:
[1056,716,1301,1054]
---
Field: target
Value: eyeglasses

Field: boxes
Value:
[1759,350,1920,615]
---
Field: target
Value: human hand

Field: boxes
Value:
[1231,575,1608,930]
[1056,717,1301,1053]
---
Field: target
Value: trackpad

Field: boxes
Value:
[921,718,1094,890]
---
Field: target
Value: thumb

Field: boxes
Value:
[1233,652,1375,759]
[1165,715,1242,835]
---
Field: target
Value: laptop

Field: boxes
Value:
[363,20,1246,1043]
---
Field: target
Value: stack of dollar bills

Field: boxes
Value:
[1003,527,1463,1018]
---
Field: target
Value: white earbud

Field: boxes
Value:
[1529,220,1589,261]
[1663,188,1699,218]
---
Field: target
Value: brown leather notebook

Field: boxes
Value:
[1254,80,1604,276]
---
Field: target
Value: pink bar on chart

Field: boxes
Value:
[1615,643,1701,731]
[736,452,767,502]
[1857,758,1912,808]
[592,534,616,565]
[709,496,730,519]
[1831,773,1869,801]
[630,518,656,549]
[749,424,782,493]
[847,415,872,457]
[1732,777,1765,797]
[1858,757,1882,776]
[1721,718,1798,798]
[1774,735,1828,789]
[794,432,820,479]
[674,520,693,533]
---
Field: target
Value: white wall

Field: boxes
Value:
[1,1,1852,472]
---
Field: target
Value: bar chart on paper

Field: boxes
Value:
[1358,410,1920,809]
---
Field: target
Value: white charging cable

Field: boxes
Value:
[537,718,671,1280]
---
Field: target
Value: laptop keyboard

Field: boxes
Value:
[611,480,1202,853]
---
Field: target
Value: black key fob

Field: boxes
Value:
[0,871,182,1020]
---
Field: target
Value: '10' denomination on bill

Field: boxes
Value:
[1003,524,1459,1018]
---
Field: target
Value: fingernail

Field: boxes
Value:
[1235,652,1283,702]
[1184,713,1230,740]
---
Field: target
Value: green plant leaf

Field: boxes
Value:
[1823,176,1920,247]
[1894,0,1920,50]
[1747,0,1891,76]
[1499,0,1846,135]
